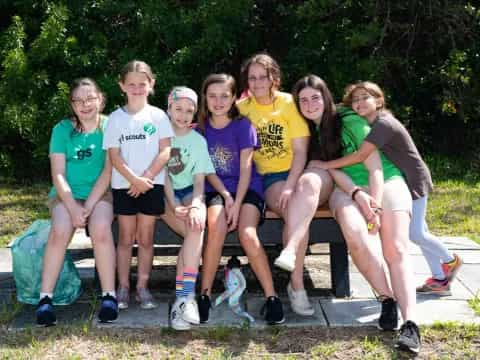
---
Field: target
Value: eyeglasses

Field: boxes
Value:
[351,95,372,104]
[247,75,269,83]
[71,97,99,106]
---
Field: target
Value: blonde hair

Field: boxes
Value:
[119,60,155,95]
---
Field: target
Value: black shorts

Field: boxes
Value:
[205,189,265,220]
[112,185,165,216]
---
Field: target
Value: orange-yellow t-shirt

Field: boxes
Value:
[237,91,310,174]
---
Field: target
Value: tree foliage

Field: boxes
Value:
[1,0,478,180]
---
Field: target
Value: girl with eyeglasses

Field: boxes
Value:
[37,78,117,326]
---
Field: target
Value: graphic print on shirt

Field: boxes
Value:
[74,144,95,160]
[210,144,233,174]
[143,123,156,135]
[118,123,156,144]
[257,120,287,159]
[168,147,190,175]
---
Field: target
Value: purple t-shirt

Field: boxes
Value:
[204,117,264,198]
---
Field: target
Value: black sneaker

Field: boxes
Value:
[395,320,421,354]
[261,296,285,325]
[98,294,119,323]
[378,297,398,331]
[36,296,56,326]
[197,294,211,323]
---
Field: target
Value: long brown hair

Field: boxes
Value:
[69,78,105,135]
[292,75,342,160]
[197,73,240,132]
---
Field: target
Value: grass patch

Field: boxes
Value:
[0,182,49,247]
[468,292,480,316]
[0,295,23,326]
[0,325,479,359]
[427,179,480,244]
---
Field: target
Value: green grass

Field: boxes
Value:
[0,324,479,359]
[0,182,49,247]
[0,295,23,326]
[467,292,480,316]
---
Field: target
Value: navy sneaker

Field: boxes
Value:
[36,296,56,326]
[378,297,398,331]
[98,294,119,323]
[261,296,285,325]
[197,294,211,323]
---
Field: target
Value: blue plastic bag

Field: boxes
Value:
[11,219,82,305]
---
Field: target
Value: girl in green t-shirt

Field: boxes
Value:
[36,78,117,326]
[292,75,420,354]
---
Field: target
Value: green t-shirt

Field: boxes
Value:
[48,117,107,200]
[167,130,215,190]
[338,108,403,186]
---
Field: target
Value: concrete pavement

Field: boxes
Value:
[1,231,479,330]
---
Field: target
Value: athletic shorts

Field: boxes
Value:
[205,189,265,219]
[112,185,165,216]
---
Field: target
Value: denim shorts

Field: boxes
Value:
[173,185,194,204]
[262,170,289,191]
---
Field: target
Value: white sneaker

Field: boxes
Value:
[182,296,200,325]
[287,282,314,316]
[171,298,191,331]
[274,250,296,272]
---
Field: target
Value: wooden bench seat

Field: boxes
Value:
[108,204,351,298]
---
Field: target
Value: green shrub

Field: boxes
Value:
[0,1,478,180]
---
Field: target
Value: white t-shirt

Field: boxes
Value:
[103,104,174,189]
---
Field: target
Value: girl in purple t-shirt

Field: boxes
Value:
[196,73,284,325]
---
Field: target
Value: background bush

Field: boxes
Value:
[1,0,478,181]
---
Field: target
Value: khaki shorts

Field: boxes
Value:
[46,191,113,212]
[329,178,412,218]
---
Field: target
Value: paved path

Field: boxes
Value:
[1,231,479,330]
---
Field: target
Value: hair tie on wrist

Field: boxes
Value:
[351,188,362,200]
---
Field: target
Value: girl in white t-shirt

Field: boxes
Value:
[103,60,174,310]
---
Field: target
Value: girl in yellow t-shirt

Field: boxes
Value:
[237,54,325,317]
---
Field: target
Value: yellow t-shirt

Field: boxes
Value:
[237,91,310,174]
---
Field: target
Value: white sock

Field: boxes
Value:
[102,291,116,298]
[39,292,53,300]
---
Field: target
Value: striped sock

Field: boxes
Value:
[182,268,198,298]
[175,276,183,298]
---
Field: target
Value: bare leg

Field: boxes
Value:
[160,204,187,278]
[381,210,416,321]
[116,215,136,289]
[238,204,275,297]
[335,203,393,298]
[135,214,156,290]
[40,202,75,293]
[180,204,206,271]
[89,200,115,293]
[201,205,227,296]
[284,169,333,289]
[284,169,333,255]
